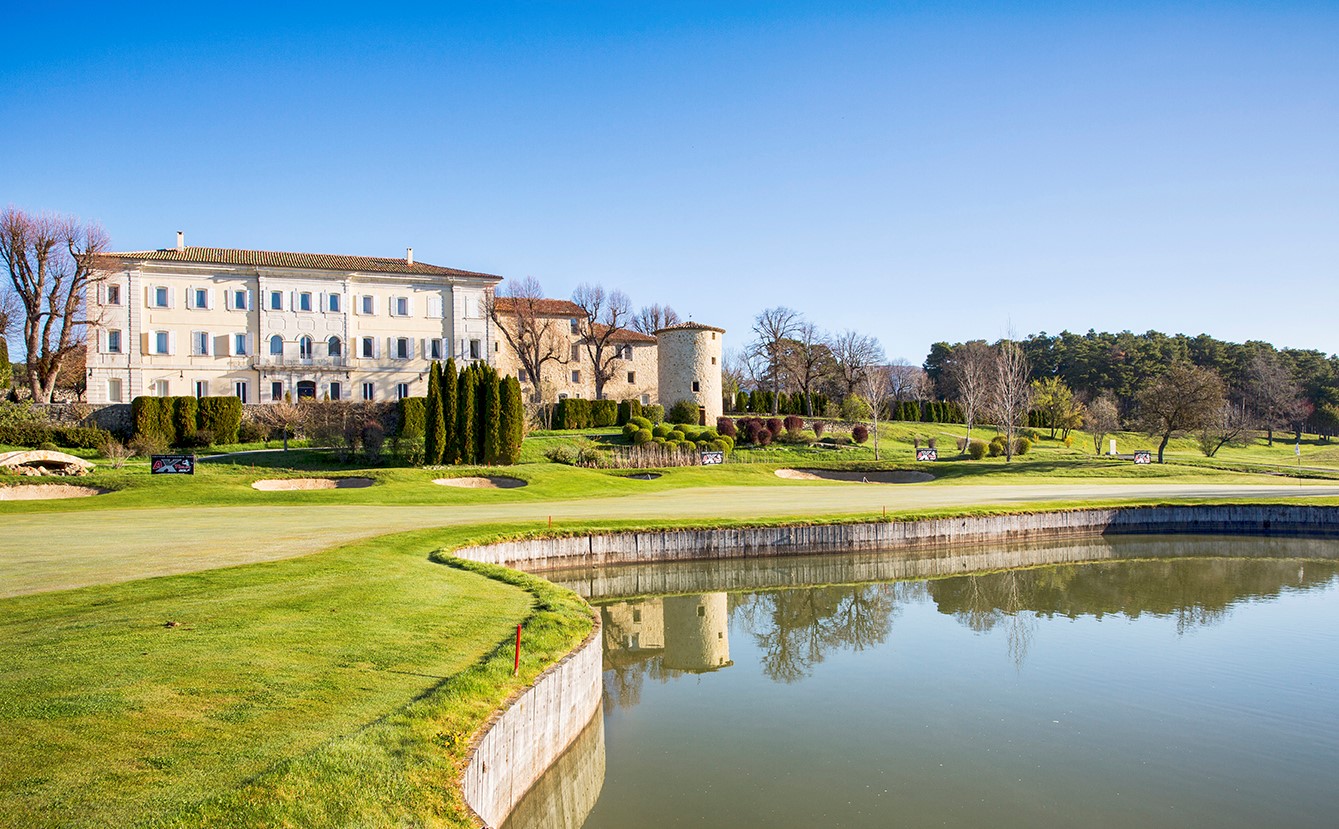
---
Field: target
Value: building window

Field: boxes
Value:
[271,381,284,401]
[327,336,342,358]
[621,345,633,360]
[329,381,342,401]
[269,290,283,311]
[234,381,249,404]
[154,331,170,355]
[362,382,375,401]
[429,339,442,360]
[393,296,409,317]
[107,377,123,403]
[361,337,374,358]
[569,318,579,334]
[571,343,582,361]
[232,289,248,310]
[234,333,249,356]
[269,334,283,355]
[396,337,410,359]
[361,294,374,315]
[640,393,650,405]
[192,331,210,356]
[464,295,479,318]
[153,379,170,397]
[192,288,209,309]
[328,293,341,313]
[298,292,313,312]
[106,285,121,305]
[571,370,581,383]
[711,356,717,365]
[152,286,169,308]
[299,335,313,359]
[692,381,701,392]
[194,380,208,398]
[627,371,636,383]
[396,382,409,400]
[519,369,528,383]
[107,330,122,354]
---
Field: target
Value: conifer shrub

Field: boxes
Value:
[591,399,618,427]
[622,423,638,439]
[652,423,671,439]
[1014,436,1032,456]
[630,415,653,430]
[173,397,199,446]
[441,358,459,465]
[398,397,427,440]
[553,398,592,430]
[456,366,476,463]
[667,399,700,425]
[425,363,444,464]
[197,397,242,444]
[668,429,686,442]
[617,399,643,425]
[989,436,1005,457]
[644,404,664,424]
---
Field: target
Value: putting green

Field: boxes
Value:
[6,481,1339,597]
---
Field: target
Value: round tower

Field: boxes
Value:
[655,322,725,425]
[662,593,732,673]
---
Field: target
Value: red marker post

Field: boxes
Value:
[513,624,522,675]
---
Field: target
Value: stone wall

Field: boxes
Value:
[460,615,603,829]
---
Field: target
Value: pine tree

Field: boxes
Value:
[425,362,443,465]
[456,364,476,465]
[499,376,525,464]
[441,358,458,464]
[480,364,502,465]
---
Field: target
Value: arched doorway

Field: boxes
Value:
[296,380,317,399]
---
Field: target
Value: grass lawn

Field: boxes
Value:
[6,421,1339,826]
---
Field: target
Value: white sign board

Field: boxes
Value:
[700,451,725,466]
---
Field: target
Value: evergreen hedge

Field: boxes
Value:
[425,363,444,464]
[552,398,592,430]
[441,358,458,465]
[456,365,476,464]
[591,399,618,427]
[197,397,242,444]
[399,397,426,440]
[499,376,524,464]
[616,399,642,425]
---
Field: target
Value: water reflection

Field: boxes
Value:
[500,704,605,829]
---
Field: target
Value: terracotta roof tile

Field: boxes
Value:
[492,297,585,317]
[101,246,503,279]
[655,321,726,334]
[597,325,657,344]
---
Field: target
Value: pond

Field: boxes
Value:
[502,534,1339,829]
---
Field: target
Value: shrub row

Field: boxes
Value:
[556,397,652,430]
[131,395,242,446]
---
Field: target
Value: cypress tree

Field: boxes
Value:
[0,338,10,389]
[480,364,501,465]
[456,364,476,465]
[441,358,458,464]
[499,376,524,464]
[424,362,443,465]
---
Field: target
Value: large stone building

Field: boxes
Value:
[489,297,659,405]
[86,236,725,416]
[86,237,498,405]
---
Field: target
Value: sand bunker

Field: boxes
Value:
[0,485,106,501]
[775,468,934,484]
[433,476,527,489]
[623,472,663,480]
[251,477,375,491]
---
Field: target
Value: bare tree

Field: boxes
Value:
[1246,352,1305,447]
[721,348,747,408]
[945,340,995,451]
[1135,362,1226,463]
[886,361,931,409]
[0,208,110,402]
[1085,394,1120,455]
[987,339,1032,462]
[486,276,569,413]
[572,283,632,400]
[630,303,680,335]
[1197,400,1255,457]
[749,307,802,415]
[829,329,884,398]
[860,361,892,461]
[253,396,306,450]
[778,321,835,416]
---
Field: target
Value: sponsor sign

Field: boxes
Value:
[151,454,196,475]
[916,448,938,462]
[700,451,725,466]
[1133,451,1152,465]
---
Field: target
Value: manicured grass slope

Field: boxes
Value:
[0,527,591,829]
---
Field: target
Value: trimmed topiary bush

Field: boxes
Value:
[716,417,737,438]
[968,439,988,460]
[1014,436,1032,456]
[652,423,671,439]
[173,397,199,446]
[783,415,804,437]
[591,399,618,427]
[617,399,643,426]
[622,423,639,438]
[667,399,700,425]
[852,424,869,444]
[630,416,652,430]
[632,428,653,445]
[644,404,664,424]
[51,426,112,450]
[989,436,1005,457]
[668,429,686,442]
[197,396,243,444]
[553,398,592,430]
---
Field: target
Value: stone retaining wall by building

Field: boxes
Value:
[454,503,1339,827]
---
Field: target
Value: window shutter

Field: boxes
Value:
[186,288,195,310]
[167,289,176,309]
[224,290,234,311]
[168,332,177,356]
[373,337,381,358]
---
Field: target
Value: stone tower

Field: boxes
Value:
[662,593,732,673]
[655,322,725,425]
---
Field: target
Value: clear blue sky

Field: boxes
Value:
[3,1,1336,363]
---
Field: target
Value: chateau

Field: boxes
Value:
[86,238,724,415]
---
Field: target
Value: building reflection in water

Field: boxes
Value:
[602,592,733,709]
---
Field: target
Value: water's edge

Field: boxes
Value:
[454,503,1339,828]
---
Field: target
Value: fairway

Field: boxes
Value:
[6,480,1339,596]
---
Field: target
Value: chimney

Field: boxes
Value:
[176,231,184,252]
[406,247,414,266]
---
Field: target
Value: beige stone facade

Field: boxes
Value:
[655,322,725,424]
[85,244,499,405]
[490,299,659,404]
